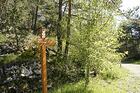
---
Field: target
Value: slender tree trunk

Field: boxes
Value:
[0,0,7,31]
[14,28,19,50]
[85,64,90,87]
[57,0,63,55]
[31,9,35,31]
[13,0,19,50]
[64,0,71,60]
[33,5,38,35]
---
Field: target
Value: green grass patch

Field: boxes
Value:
[50,77,128,93]
[123,60,140,64]
[131,60,140,64]
[50,68,129,93]
[124,60,140,64]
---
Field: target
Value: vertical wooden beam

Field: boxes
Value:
[39,27,56,93]
[41,42,47,93]
[39,27,47,93]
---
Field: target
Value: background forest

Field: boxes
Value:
[1,0,140,93]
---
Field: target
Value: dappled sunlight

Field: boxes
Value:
[1,0,140,92]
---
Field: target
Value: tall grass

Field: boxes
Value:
[50,68,128,93]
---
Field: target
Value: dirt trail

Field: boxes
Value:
[122,63,140,77]
[120,63,140,93]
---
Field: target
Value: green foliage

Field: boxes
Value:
[0,53,18,64]
[17,49,36,61]
[0,0,126,91]
[70,9,124,80]
[100,64,127,80]
[0,49,36,64]
[16,33,39,61]
[118,5,140,61]
[23,33,38,49]
[0,33,7,43]
[119,21,140,60]
[0,33,38,64]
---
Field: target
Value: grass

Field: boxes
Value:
[123,60,140,64]
[132,60,140,64]
[50,78,127,93]
[50,74,140,93]
[50,68,130,93]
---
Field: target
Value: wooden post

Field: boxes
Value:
[38,27,56,93]
[39,27,47,93]
[41,42,47,93]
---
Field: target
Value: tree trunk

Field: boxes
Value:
[14,28,19,50]
[31,8,35,31]
[57,0,63,55]
[85,64,90,87]
[13,0,19,50]
[33,5,38,35]
[64,0,71,60]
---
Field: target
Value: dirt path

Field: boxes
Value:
[120,63,140,93]
[122,63,140,77]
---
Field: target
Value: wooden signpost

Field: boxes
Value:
[38,27,55,93]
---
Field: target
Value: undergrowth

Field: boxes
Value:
[50,68,128,93]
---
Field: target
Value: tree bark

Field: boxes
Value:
[33,5,38,35]
[31,8,35,31]
[57,0,63,55]
[85,64,90,87]
[64,0,71,60]
[13,0,19,50]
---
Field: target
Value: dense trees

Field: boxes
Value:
[119,6,140,61]
[0,0,125,92]
[69,0,123,84]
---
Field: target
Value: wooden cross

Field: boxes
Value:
[38,27,55,93]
